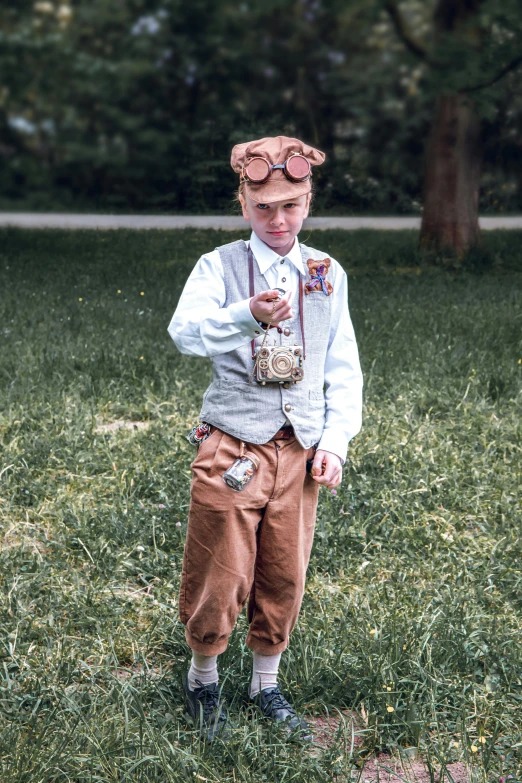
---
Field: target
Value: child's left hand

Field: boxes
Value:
[311,449,343,489]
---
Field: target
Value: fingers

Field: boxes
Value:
[250,291,279,322]
[263,290,285,302]
[250,290,293,323]
[260,290,291,308]
[312,450,343,489]
[311,450,324,477]
[272,291,292,321]
[325,468,343,489]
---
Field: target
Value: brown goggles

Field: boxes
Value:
[242,153,311,185]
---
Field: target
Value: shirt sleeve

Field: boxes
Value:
[317,265,363,463]
[167,249,263,358]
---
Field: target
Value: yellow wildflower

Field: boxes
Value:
[386,705,394,713]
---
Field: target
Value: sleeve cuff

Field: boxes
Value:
[228,298,265,339]
[317,430,348,465]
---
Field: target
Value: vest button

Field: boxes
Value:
[284,403,292,412]
[283,328,291,336]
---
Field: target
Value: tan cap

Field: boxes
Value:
[231,135,325,203]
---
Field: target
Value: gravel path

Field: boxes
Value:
[0,213,521,230]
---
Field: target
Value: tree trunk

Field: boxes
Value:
[420,93,482,256]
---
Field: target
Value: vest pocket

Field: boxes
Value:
[214,379,258,392]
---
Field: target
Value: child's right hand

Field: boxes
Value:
[250,290,293,325]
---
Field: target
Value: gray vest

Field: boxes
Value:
[200,239,334,449]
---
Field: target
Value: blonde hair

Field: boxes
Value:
[235,180,247,204]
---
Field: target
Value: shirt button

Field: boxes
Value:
[282,277,286,282]
[283,328,291,336]
[284,403,292,412]
[280,259,285,264]
[254,330,260,335]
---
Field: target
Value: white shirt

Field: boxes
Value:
[168,231,363,462]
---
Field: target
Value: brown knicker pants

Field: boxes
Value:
[179,427,320,655]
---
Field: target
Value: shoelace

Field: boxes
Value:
[194,680,225,722]
[262,687,296,716]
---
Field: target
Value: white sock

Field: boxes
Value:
[187,652,219,691]
[250,651,282,698]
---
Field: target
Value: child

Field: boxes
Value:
[168,135,363,742]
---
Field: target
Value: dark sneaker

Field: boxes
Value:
[183,676,230,742]
[253,685,313,742]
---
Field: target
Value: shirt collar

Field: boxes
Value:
[249,231,305,276]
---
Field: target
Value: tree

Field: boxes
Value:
[384,0,522,255]
[1,0,521,226]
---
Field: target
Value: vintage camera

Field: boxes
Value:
[254,344,304,386]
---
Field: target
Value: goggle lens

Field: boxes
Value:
[285,154,311,181]
[244,157,271,183]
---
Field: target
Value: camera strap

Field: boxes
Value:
[248,246,306,361]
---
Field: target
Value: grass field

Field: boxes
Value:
[0,227,521,782]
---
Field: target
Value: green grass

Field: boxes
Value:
[0,227,521,782]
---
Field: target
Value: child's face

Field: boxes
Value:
[240,192,311,256]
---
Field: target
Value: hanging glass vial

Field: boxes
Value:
[222,442,260,492]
